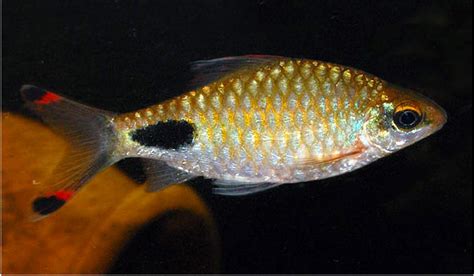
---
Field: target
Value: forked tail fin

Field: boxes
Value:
[20,85,120,219]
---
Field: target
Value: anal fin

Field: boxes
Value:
[143,159,196,192]
[212,179,281,196]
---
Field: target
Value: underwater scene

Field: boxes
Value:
[2,0,472,273]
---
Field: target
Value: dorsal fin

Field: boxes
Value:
[188,55,283,89]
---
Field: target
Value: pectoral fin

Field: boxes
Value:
[294,148,364,168]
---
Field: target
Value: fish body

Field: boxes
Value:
[113,56,445,183]
[115,58,381,183]
[21,55,447,217]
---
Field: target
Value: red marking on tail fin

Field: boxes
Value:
[53,190,74,201]
[34,91,61,105]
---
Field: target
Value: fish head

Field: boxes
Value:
[363,84,447,153]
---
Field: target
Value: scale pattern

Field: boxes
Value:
[115,58,386,182]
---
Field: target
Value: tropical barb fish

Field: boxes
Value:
[21,55,447,218]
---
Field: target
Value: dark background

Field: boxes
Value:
[3,0,472,273]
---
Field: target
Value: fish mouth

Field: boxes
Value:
[403,86,448,133]
[400,103,447,148]
[429,102,448,133]
[439,106,448,127]
[418,91,447,134]
[416,113,447,144]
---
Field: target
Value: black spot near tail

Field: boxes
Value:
[130,120,195,149]
[32,196,66,215]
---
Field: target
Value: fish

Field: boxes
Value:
[20,55,447,218]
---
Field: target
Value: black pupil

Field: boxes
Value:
[395,110,421,129]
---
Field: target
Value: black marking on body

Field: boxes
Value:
[131,120,195,149]
[32,196,66,215]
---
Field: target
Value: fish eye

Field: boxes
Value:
[393,108,422,130]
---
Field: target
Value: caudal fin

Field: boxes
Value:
[20,85,119,218]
